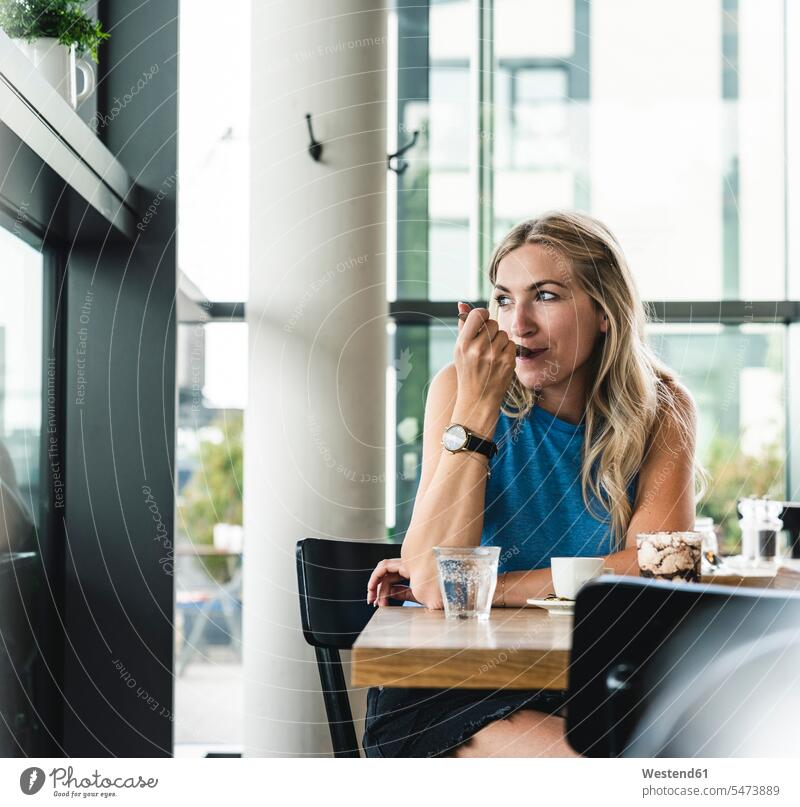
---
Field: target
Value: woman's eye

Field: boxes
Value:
[494,291,558,306]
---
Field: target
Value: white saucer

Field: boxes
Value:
[526,597,575,616]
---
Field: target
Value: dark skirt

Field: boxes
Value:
[362,685,567,758]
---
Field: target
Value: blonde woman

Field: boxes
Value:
[363,210,702,758]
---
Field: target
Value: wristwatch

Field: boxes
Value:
[441,423,498,460]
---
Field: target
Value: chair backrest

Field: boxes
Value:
[566,576,800,757]
[295,538,401,757]
[625,624,800,757]
[296,537,400,649]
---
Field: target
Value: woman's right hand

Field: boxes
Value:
[453,302,517,424]
[366,558,444,609]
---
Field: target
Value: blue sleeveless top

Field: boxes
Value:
[481,405,637,574]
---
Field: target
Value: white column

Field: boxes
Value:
[243,0,387,756]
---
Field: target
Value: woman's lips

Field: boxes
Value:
[515,346,548,360]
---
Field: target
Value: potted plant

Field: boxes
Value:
[0,0,109,107]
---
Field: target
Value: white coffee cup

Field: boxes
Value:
[550,557,612,600]
[13,38,95,108]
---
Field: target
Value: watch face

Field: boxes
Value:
[443,424,467,452]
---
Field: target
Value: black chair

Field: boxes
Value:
[565,576,800,757]
[295,538,401,757]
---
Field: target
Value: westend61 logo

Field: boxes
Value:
[19,766,159,796]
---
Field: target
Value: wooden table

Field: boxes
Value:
[351,606,571,691]
[351,562,800,692]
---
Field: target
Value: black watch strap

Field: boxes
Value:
[464,432,498,460]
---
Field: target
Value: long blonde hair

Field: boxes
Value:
[487,210,704,550]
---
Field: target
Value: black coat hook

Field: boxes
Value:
[306,113,323,162]
[388,129,419,175]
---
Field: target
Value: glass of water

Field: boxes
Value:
[433,546,500,620]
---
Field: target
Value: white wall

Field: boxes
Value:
[244,0,387,757]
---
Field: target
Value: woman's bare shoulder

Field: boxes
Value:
[658,377,697,421]
[651,376,698,453]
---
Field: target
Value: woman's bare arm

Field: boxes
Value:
[624,382,697,543]
[399,363,504,607]
[398,305,517,606]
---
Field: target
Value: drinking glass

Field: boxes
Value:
[433,546,500,620]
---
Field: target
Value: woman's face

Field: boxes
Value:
[493,242,607,393]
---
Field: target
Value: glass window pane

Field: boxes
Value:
[394,3,792,302]
[491,0,590,271]
[491,0,786,301]
[788,0,800,299]
[495,0,574,59]
[647,323,785,551]
[391,322,465,540]
[175,321,246,745]
[390,323,427,539]
[396,0,474,302]
[0,226,42,552]
[429,67,470,168]
[428,222,470,300]
[428,61,471,301]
